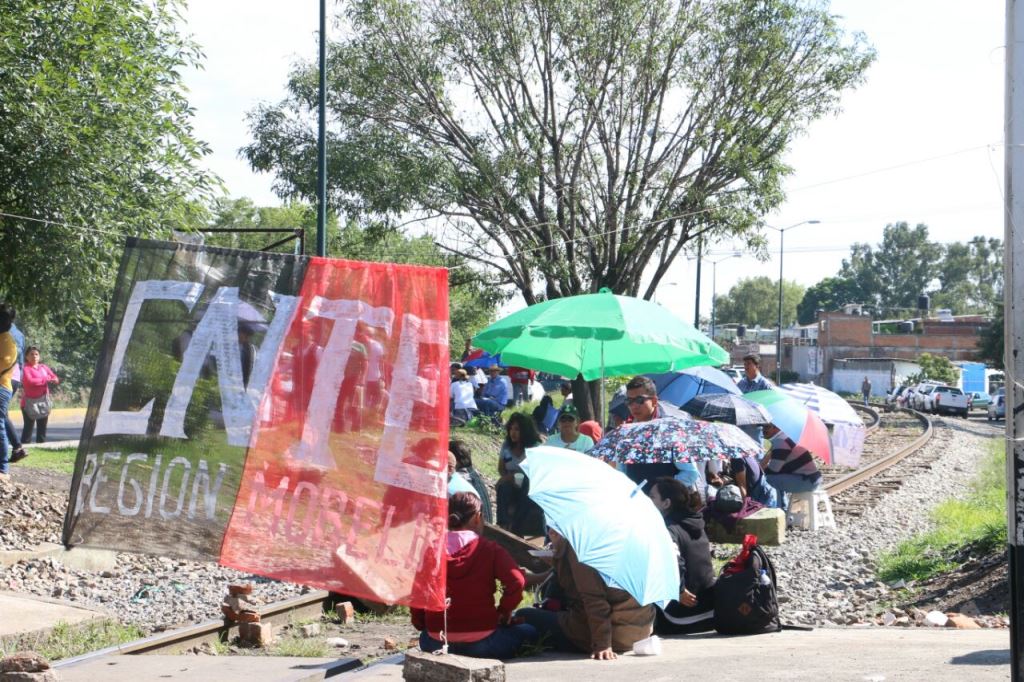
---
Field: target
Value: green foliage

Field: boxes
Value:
[713,277,805,328]
[0,0,217,329]
[908,352,959,386]
[0,619,144,661]
[877,441,1006,583]
[243,0,873,304]
[979,303,1004,370]
[797,226,1003,321]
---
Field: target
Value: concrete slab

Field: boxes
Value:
[345,628,1011,682]
[0,592,107,637]
[56,655,354,681]
[0,543,118,571]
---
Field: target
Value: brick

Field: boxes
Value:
[383,637,398,651]
[403,650,505,682]
[334,601,355,624]
[946,614,981,629]
[228,583,253,596]
[223,596,256,612]
[239,621,274,646]
[1,652,50,673]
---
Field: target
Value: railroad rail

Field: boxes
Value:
[52,591,360,671]
[826,407,932,498]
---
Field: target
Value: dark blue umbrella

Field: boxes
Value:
[681,393,772,426]
[609,367,740,420]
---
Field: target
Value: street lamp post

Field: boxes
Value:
[709,252,741,341]
[766,220,820,383]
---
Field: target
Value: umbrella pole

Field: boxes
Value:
[601,342,607,427]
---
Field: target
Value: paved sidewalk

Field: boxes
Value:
[346,628,1011,681]
[0,592,107,637]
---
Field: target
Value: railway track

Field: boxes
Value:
[825,407,934,517]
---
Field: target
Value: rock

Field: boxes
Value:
[924,611,948,627]
[335,601,355,624]
[383,637,398,651]
[1,652,51,673]
[881,612,897,626]
[895,616,911,626]
[299,623,321,638]
[326,637,349,648]
[403,649,504,682]
[946,614,981,629]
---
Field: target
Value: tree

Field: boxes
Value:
[713,277,805,328]
[838,222,943,317]
[909,352,959,386]
[979,303,1004,370]
[243,0,873,305]
[0,0,216,329]
[796,276,865,324]
[929,236,1003,315]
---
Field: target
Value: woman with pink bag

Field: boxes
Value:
[20,346,59,444]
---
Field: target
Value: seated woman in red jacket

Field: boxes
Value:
[411,492,538,658]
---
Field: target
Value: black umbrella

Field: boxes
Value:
[681,393,772,426]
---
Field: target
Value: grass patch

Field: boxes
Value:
[877,440,1006,583]
[18,446,78,474]
[270,635,330,658]
[0,619,144,661]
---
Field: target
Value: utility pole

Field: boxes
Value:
[693,235,702,328]
[1004,1,1024,678]
[316,0,328,257]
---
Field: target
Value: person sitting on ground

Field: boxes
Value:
[476,365,508,423]
[762,423,823,511]
[412,492,538,658]
[448,451,480,498]
[545,406,595,453]
[449,368,478,426]
[495,413,545,536]
[649,477,716,634]
[516,528,656,660]
[449,438,494,524]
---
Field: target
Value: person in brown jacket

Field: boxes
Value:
[516,530,655,660]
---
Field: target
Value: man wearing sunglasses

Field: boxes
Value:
[622,376,676,492]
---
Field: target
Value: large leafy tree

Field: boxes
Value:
[796,276,866,324]
[930,236,1003,315]
[713,276,805,328]
[244,0,873,304]
[0,0,216,329]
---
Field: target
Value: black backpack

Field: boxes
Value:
[713,540,781,635]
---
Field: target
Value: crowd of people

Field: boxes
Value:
[0,303,59,481]
[430,351,826,660]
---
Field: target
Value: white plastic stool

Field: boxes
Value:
[787,489,836,530]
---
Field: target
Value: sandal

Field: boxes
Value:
[10,447,27,464]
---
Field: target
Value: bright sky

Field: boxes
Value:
[182,1,1006,325]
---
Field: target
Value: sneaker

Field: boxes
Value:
[9,448,27,464]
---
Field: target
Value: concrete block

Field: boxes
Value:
[239,621,274,646]
[403,650,504,682]
[706,507,786,546]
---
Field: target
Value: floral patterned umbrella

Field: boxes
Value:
[589,417,762,465]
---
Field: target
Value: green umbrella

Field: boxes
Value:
[473,288,728,380]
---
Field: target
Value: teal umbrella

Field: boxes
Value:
[473,288,728,381]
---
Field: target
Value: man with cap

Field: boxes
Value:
[546,406,594,453]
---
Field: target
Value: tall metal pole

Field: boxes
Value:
[711,260,719,341]
[776,230,785,384]
[1004,1,1024,676]
[316,0,328,257]
[693,235,703,328]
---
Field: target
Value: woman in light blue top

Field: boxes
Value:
[545,408,594,453]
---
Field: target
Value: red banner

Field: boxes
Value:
[219,258,449,610]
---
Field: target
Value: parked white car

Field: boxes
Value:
[930,386,969,417]
[912,383,940,411]
[989,390,1006,421]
